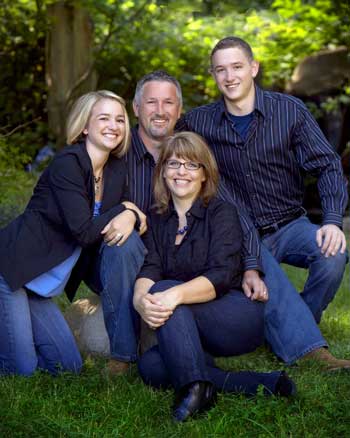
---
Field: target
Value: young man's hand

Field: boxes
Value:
[316,224,347,257]
[242,270,269,302]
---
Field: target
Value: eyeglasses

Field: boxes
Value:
[166,159,202,171]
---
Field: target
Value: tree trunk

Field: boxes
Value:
[46,1,97,148]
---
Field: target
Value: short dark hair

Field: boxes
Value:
[133,70,182,105]
[210,37,254,65]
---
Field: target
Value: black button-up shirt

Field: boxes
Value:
[126,127,263,272]
[138,198,243,297]
[176,85,348,229]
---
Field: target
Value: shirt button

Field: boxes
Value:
[186,212,191,217]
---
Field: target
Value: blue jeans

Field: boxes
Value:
[261,216,347,363]
[263,216,347,323]
[138,280,284,395]
[0,274,82,376]
[261,244,326,363]
[93,231,146,362]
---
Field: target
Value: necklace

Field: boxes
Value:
[176,225,188,235]
[94,175,102,195]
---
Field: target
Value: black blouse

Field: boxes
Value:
[139,197,243,297]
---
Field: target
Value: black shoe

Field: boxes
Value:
[275,371,297,397]
[173,381,217,422]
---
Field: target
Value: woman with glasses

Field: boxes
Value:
[133,131,296,422]
[0,90,146,376]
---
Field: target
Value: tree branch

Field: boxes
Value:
[0,117,42,138]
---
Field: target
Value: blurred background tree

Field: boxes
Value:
[0,0,349,222]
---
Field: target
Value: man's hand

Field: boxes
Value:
[134,293,172,329]
[122,201,147,235]
[242,270,268,302]
[316,224,347,257]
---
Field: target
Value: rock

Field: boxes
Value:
[286,47,350,96]
[64,295,110,357]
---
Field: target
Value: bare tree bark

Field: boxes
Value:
[46,1,97,148]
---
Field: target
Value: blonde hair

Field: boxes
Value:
[153,131,219,213]
[66,90,131,158]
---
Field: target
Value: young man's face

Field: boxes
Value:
[211,47,259,106]
[133,81,182,144]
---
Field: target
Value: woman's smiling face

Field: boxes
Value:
[163,154,206,203]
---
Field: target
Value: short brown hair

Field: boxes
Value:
[210,36,254,66]
[153,132,219,213]
[133,70,182,107]
[66,90,131,158]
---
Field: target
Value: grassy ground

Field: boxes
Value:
[0,266,349,437]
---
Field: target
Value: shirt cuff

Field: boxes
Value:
[242,256,264,276]
[322,212,344,228]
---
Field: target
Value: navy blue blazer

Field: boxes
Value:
[0,142,128,299]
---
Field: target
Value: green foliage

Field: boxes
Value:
[0,0,51,159]
[0,137,37,226]
[1,0,349,149]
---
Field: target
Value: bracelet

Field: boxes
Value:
[125,207,141,231]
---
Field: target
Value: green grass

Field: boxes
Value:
[0,266,349,437]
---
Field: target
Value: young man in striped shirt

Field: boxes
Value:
[176,37,349,368]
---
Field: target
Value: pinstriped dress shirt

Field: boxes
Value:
[176,85,348,230]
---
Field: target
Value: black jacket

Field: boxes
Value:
[0,142,127,299]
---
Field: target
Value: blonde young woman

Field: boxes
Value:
[0,90,146,376]
[134,132,296,422]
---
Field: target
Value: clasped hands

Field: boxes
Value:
[101,201,147,246]
[135,289,180,330]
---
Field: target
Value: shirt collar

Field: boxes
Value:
[254,84,269,118]
[166,197,207,220]
[214,84,269,125]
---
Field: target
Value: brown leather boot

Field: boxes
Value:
[303,348,350,371]
[104,359,130,376]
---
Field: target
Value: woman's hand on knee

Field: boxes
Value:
[101,210,137,246]
[135,293,172,329]
[152,289,182,311]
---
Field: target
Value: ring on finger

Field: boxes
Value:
[115,233,123,242]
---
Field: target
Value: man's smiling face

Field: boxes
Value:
[133,80,182,145]
[211,47,259,107]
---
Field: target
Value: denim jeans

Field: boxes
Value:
[94,231,146,362]
[262,216,347,324]
[261,243,327,364]
[0,274,82,376]
[138,280,283,395]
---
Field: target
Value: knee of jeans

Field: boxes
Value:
[102,231,145,264]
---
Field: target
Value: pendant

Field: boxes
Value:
[176,225,188,235]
